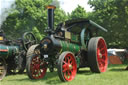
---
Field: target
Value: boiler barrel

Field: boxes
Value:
[0,44,19,59]
[41,37,81,55]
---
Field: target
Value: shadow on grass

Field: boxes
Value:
[108,64,128,72]
[77,70,92,75]
[7,71,57,80]
[6,69,95,85]
[45,79,63,85]
[45,69,93,85]
[7,71,64,85]
[109,68,128,72]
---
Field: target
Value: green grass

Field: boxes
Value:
[1,64,128,85]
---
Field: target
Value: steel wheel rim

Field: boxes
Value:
[30,56,47,79]
[97,38,108,72]
[62,53,77,81]
[0,58,6,80]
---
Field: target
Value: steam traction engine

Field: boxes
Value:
[0,29,37,80]
[26,5,108,82]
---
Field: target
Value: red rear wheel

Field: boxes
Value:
[57,52,77,82]
[88,37,108,73]
[26,54,47,79]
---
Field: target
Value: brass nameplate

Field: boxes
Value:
[65,32,71,39]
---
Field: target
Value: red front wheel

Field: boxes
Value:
[88,37,108,73]
[57,52,77,82]
[26,54,47,79]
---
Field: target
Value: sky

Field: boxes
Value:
[58,0,93,13]
[0,0,15,26]
[0,0,93,26]
[0,0,93,15]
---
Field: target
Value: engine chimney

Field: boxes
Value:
[46,5,56,31]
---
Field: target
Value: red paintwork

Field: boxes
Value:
[0,49,8,52]
[62,53,77,81]
[97,38,108,72]
[30,56,47,79]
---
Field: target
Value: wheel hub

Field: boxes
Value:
[99,52,102,58]
[68,64,72,70]
[98,48,102,58]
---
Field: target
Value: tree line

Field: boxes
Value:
[1,0,128,48]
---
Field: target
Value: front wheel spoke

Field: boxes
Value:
[65,56,68,62]
[63,61,68,64]
[35,69,39,74]
[68,58,72,64]
[64,72,67,78]
[63,64,67,69]
[67,71,71,78]
[33,64,37,69]
[63,68,67,72]
[32,69,36,75]
[70,62,73,66]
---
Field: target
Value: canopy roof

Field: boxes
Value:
[56,18,107,34]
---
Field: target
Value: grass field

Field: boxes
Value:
[1,64,128,85]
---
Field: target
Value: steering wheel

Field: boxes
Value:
[22,32,37,51]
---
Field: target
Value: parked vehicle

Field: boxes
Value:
[107,49,128,64]
[26,5,108,82]
[0,29,37,80]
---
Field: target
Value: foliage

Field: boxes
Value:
[69,5,87,19]
[88,0,128,48]
[1,0,67,40]
[1,0,128,48]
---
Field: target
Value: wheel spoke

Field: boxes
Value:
[67,71,71,78]
[98,58,105,64]
[99,63,103,69]
[29,55,47,79]
[58,52,77,81]
[63,65,67,72]
[62,64,67,68]
[68,58,71,64]
[98,39,108,72]
[88,37,108,73]
[23,32,36,51]
[63,72,67,79]
[98,40,104,48]
[100,47,105,52]
[63,61,67,64]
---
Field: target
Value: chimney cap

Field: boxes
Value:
[46,5,56,9]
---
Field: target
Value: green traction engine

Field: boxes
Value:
[0,30,37,80]
[26,5,108,82]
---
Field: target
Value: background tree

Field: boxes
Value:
[69,5,87,19]
[88,0,128,48]
[1,0,67,41]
